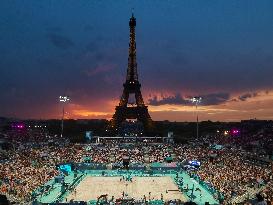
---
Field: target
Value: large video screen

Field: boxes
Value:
[188,160,201,167]
[58,164,72,173]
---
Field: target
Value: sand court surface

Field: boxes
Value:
[65,176,187,202]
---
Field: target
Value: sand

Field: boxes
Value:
[65,176,187,202]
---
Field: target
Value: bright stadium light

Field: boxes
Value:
[59,95,70,102]
[191,97,202,139]
[59,95,70,137]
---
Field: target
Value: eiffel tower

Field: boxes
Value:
[111,13,153,133]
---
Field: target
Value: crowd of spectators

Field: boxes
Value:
[0,126,272,204]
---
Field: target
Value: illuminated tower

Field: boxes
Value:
[111,13,153,133]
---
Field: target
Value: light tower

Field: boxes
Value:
[59,95,70,137]
[191,97,202,139]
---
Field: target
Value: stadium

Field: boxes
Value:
[0,125,272,205]
[1,1,273,205]
[33,166,218,204]
[32,156,219,204]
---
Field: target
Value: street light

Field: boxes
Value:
[59,95,70,137]
[191,97,202,139]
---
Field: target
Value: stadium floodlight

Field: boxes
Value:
[59,95,70,137]
[59,95,70,102]
[190,96,202,106]
[190,97,202,139]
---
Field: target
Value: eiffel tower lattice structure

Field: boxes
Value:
[110,13,153,133]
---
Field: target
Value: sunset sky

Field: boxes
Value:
[1,0,273,121]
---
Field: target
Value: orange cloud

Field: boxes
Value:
[63,102,115,119]
[71,109,112,119]
[55,90,273,121]
[148,90,273,121]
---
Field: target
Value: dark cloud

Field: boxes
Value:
[148,92,231,106]
[200,93,230,105]
[238,92,258,101]
[47,33,74,50]
[230,98,238,102]
[85,42,98,53]
[148,94,189,106]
